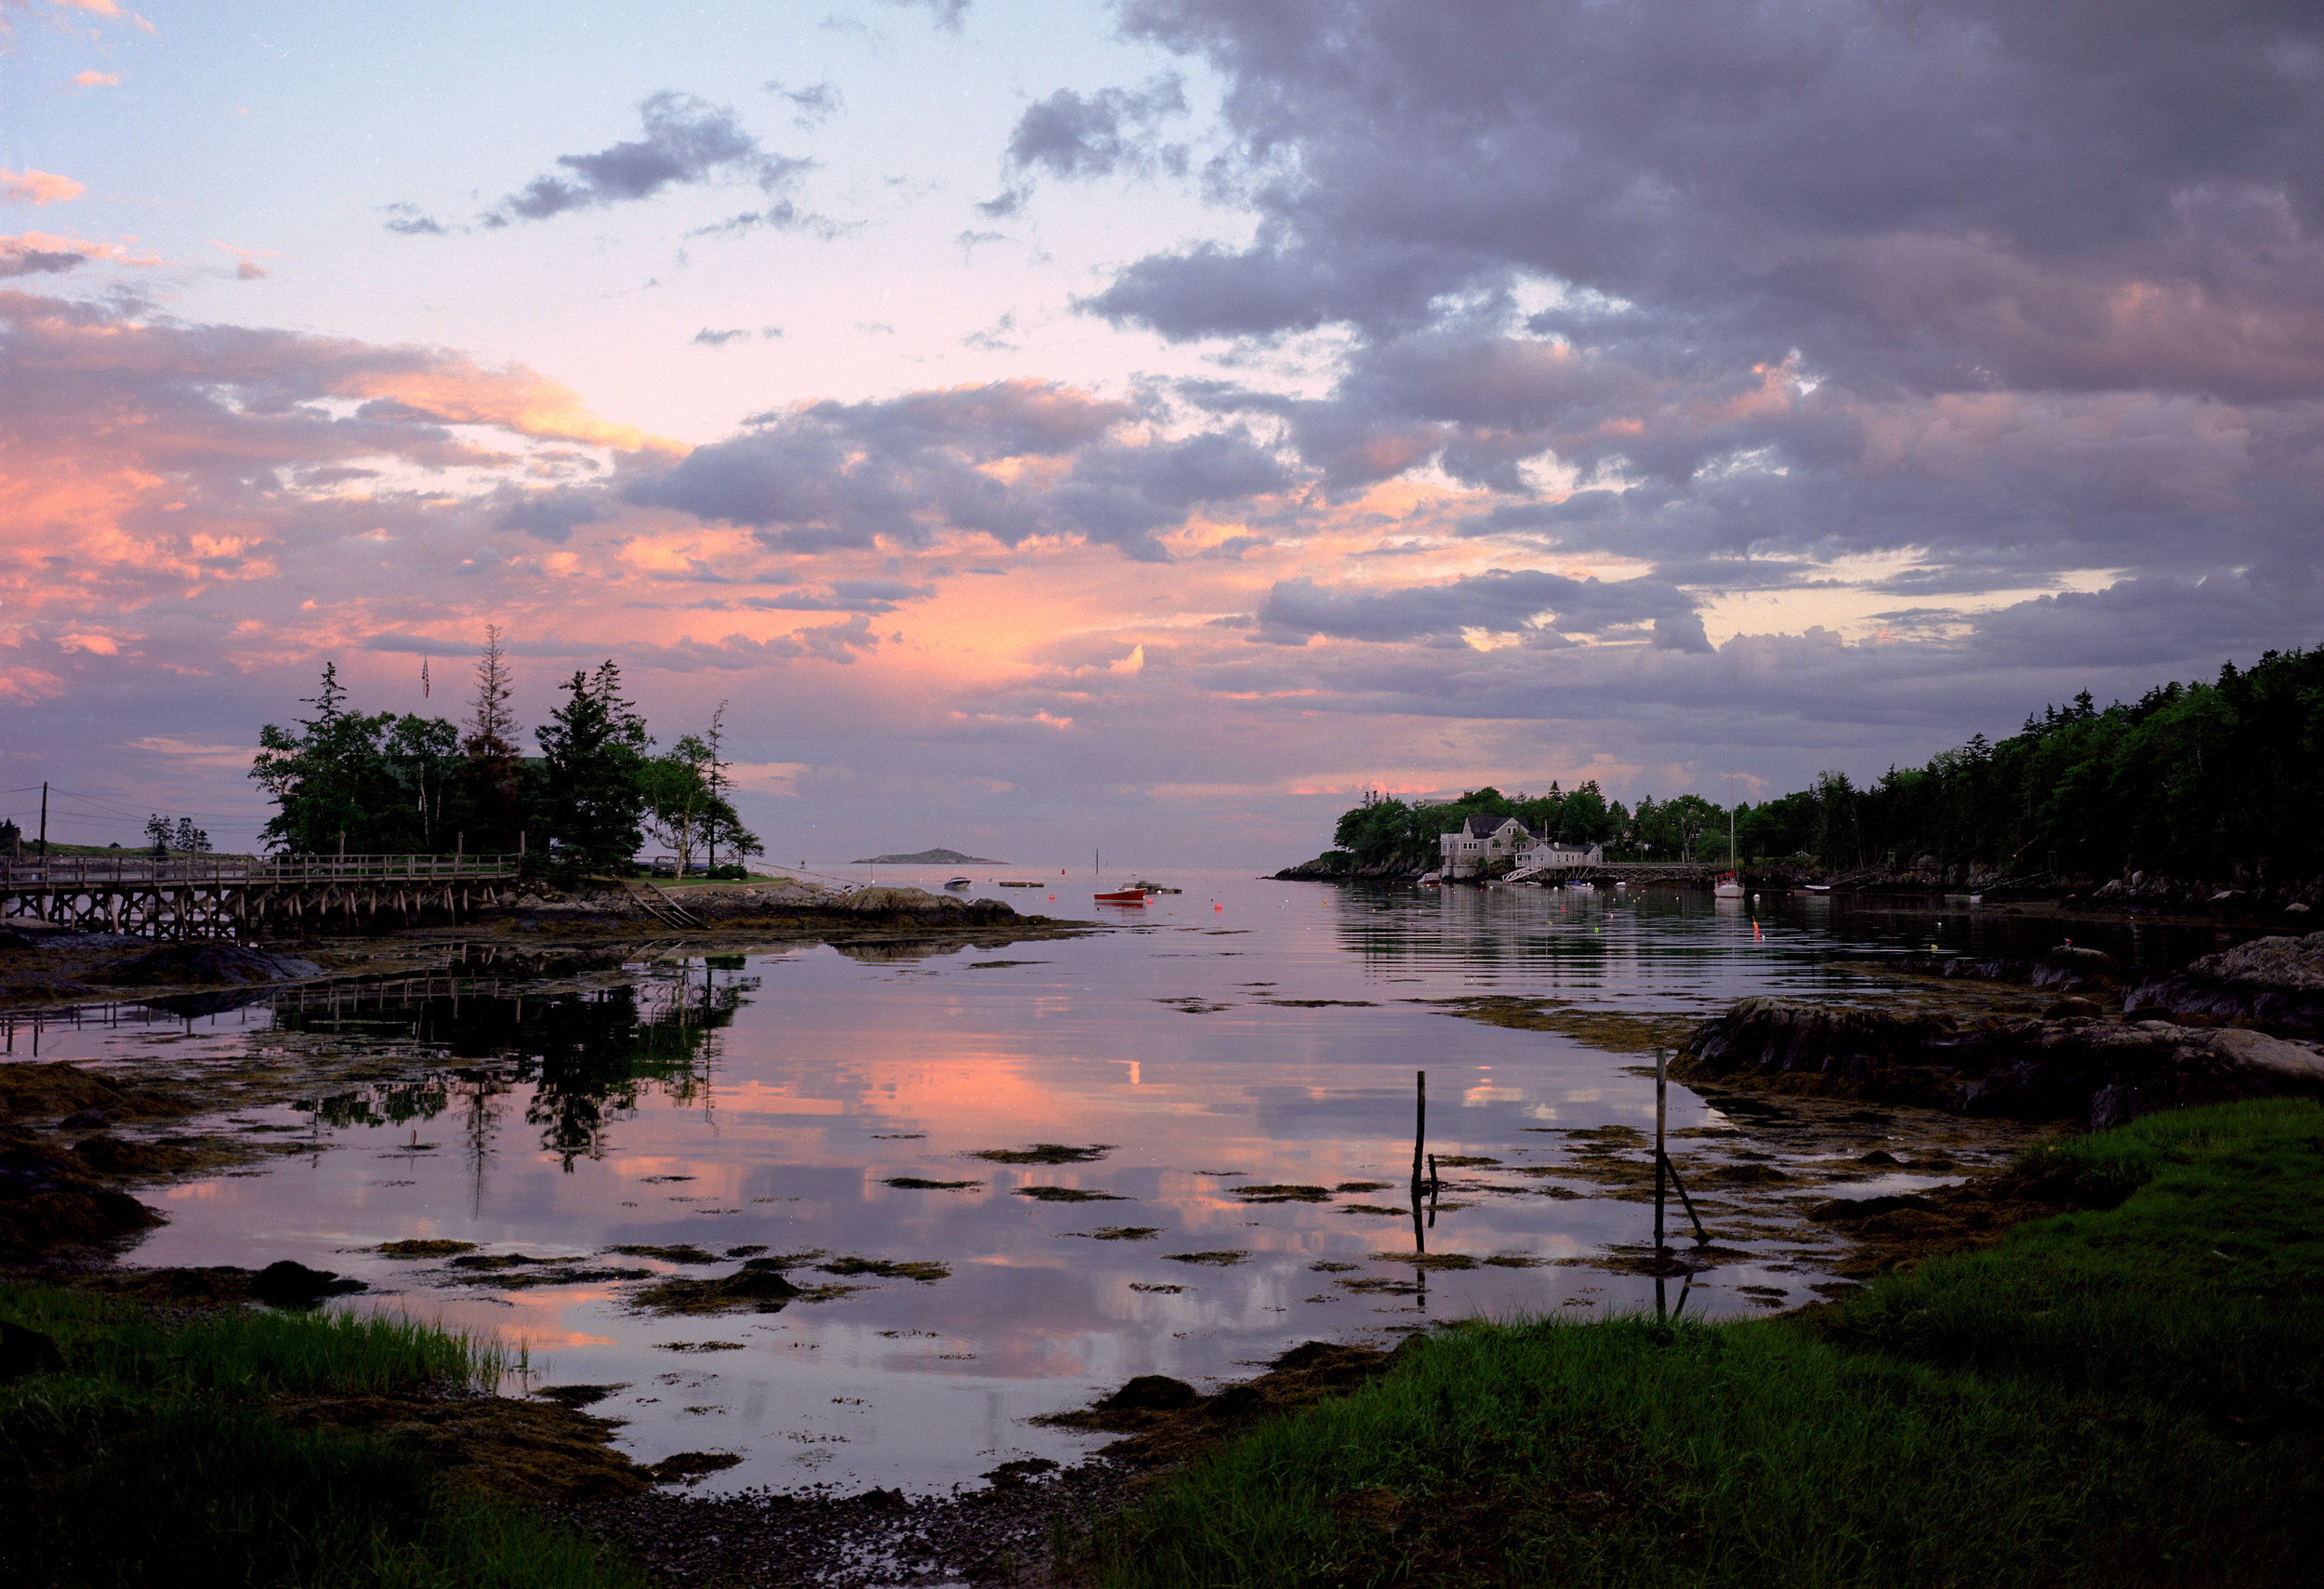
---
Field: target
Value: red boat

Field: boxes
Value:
[1093,888,1149,904]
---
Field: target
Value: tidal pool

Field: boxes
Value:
[9,869,2255,1493]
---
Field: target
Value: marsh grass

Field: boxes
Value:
[1097,1099,2324,1588]
[1,1287,515,1397]
[0,1289,632,1589]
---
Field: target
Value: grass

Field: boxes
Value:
[0,1288,641,1589]
[1093,1098,2324,1587]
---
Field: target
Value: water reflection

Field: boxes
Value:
[103,871,2266,1494]
[286,970,749,1167]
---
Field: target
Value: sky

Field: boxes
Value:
[3,0,2320,865]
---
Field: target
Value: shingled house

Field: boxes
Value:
[1439,814,1604,879]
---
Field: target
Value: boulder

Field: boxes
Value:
[249,1259,366,1304]
[1098,1374,1201,1412]
[2123,931,2324,1037]
[1674,995,2324,1128]
[834,886,1017,922]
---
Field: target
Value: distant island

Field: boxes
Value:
[852,847,1004,865]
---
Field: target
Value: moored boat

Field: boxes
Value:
[944,876,972,889]
[1094,887,1149,904]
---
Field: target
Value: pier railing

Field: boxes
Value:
[0,853,522,888]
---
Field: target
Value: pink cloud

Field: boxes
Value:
[0,168,86,205]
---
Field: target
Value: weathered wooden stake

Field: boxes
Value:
[1655,1045,1669,1252]
[1412,1069,1426,1189]
[1665,1153,1711,1245]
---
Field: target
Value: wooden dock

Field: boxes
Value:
[0,853,522,939]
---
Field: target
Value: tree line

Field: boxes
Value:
[250,629,762,879]
[1326,643,2324,883]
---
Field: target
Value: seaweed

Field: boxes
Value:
[971,1145,1114,1165]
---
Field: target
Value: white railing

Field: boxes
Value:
[0,853,522,888]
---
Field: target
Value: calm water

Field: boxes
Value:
[8,870,2259,1493]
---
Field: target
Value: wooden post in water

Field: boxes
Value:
[1412,1069,1426,1188]
[1654,1046,1669,1253]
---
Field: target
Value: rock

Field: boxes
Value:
[1097,1374,1201,1413]
[2043,997,2105,1020]
[2032,945,2120,992]
[59,1107,112,1131]
[833,886,1017,921]
[249,1259,366,1304]
[0,1320,65,1381]
[2123,931,2324,1038]
[1670,998,1959,1106]
[1675,994,2324,1128]
[90,943,323,988]
[1809,1194,1940,1223]
[2289,903,2313,915]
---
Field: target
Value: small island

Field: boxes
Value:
[852,847,1004,865]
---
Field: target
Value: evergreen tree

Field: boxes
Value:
[251,662,469,855]
[534,661,653,876]
[461,625,525,852]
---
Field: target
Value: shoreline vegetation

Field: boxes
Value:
[1078,1098,2324,1588]
[1274,644,2324,919]
[0,1290,652,1587]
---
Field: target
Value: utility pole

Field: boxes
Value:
[37,781,47,856]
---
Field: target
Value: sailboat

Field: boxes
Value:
[1714,803,1745,898]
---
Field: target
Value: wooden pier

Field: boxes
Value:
[0,854,522,939]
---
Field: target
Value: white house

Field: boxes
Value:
[1516,836,1604,872]
[1440,814,1604,878]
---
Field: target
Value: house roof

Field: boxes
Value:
[1463,813,1530,838]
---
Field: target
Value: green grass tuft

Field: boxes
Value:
[1095,1098,2324,1587]
[0,1290,627,1589]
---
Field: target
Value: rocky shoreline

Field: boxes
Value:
[1675,931,2324,1130]
[1271,851,2324,922]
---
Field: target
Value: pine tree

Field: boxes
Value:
[461,625,525,853]
[535,661,654,876]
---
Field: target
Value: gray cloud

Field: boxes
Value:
[491,484,619,543]
[693,327,749,346]
[387,94,810,233]
[0,245,87,277]
[1256,569,1711,652]
[769,79,845,128]
[1005,75,1186,180]
[1042,0,2324,615]
[742,578,934,615]
[882,0,970,30]
[623,386,1296,561]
